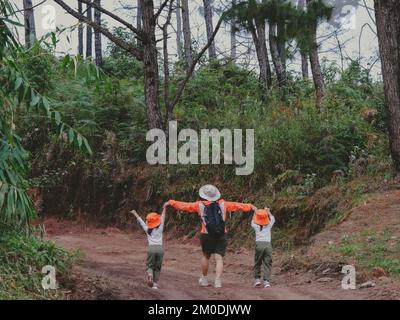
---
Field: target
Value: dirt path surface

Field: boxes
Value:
[45,218,397,300]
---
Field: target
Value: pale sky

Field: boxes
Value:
[11,0,380,77]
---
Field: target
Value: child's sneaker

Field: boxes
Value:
[214,278,222,288]
[264,281,271,288]
[152,283,159,290]
[254,279,262,288]
[199,276,209,287]
[147,273,153,288]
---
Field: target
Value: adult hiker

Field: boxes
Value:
[251,208,275,288]
[131,204,167,290]
[165,185,257,288]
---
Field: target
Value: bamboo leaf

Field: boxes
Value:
[54,111,62,126]
[77,134,83,148]
[68,128,75,144]
[30,94,41,108]
[83,138,93,156]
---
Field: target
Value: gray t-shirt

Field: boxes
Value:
[136,212,165,246]
[251,214,275,243]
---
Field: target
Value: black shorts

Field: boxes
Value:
[200,234,227,257]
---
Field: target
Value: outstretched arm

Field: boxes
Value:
[224,202,257,213]
[167,200,200,214]
[130,210,148,232]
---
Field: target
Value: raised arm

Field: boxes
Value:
[269,213,276,228]
[224,201,257,213]
[167,200,200,214]
[159,205,167,232]
[161,205,167,223]
[131,210,148,233]
[266,208,275,228]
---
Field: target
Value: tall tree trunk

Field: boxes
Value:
[23,0,36,47]
[269,23,286,87]
[94,0,102,66]
[308,35,324,109]
[250,21,271,90]
[298,0,308,79]
[301,50,309,79]
[203,0,216,59]
[309,28,324,109]
[230,0,237,61]
[86,1,93,58]
[137,0,143,48]
[374,0,400,174]
[163,2,174,124]
[78,1,84,56]
[307,0,324,109]
[181,0,193,72]
[277,22,286,70]
[175,0,183,58]
[256,21,272,89]
[141,0,163,129]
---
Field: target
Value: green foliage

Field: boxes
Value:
[20,44,57,94]
[0,225,78,299]
[227,0,333,54]
[0,1,92,225]
[102,27,143,79]
[171,60,385,189]
[337,230,400,276]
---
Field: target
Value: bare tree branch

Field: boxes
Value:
[78,0,144,38]
[153,0,171,23]
[54,0,143,60]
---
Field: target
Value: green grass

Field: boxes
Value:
[336,229,400,277]
[0,226,79,299]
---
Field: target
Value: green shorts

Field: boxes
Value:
[200,234,227,257]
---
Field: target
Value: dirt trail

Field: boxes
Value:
[45,218,394,300]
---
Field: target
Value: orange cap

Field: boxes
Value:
[146,213,161,229]
[253,209,270,226]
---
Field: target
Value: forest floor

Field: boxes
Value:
[44,189,400,300]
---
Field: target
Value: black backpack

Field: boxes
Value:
[203,202,225,238]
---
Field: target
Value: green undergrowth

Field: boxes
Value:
[334,228,400,277]
[0,226,79,299]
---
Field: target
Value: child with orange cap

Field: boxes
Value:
[252,208,275,288]
[131,205,167,290]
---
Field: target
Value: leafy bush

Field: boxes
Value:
[0,225,78,299]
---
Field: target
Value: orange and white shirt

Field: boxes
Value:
[168,200,254,234]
